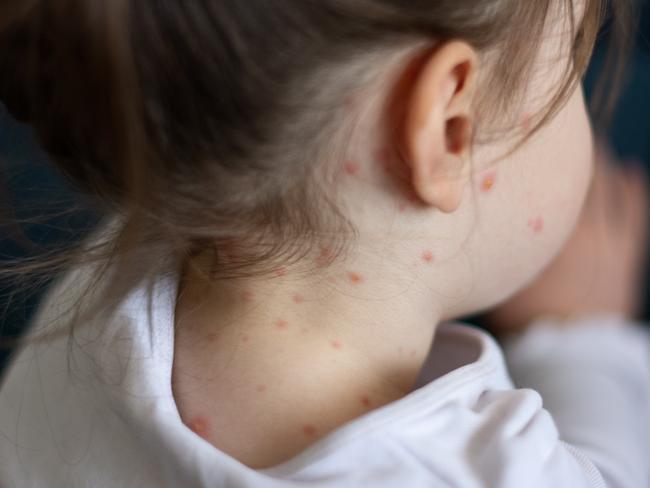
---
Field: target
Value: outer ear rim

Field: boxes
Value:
[399,40,479,213]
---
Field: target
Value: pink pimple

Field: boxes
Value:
[528,217,545,234]
[206,333,218,343]
[242,334,250,343]
[241,290,254,302]
[361,395,372,408]
[348,271,363,284]
[521,112,533,132]
[344,161,361,176]
[275,319,289,330]
[256,384,267,393]
[398,202,408,213]
[331,339,343,350]
[302,424,317,437]
[480,172,497,192]
[315,245,333,267]
[375,147,390,163]
[376,148,395,175]
[274,267,287,277]
[187,416,210,438]
[421,250,434,264]
[292,293,304,304]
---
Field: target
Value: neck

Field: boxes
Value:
[171,242,446,467]
[175,241,444,391]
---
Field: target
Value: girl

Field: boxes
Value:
[0,0,649,486]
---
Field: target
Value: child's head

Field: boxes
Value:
[0,1,629,337]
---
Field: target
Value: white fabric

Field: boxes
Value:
[2,245,650,487]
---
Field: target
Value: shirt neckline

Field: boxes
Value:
[123,259,508,479]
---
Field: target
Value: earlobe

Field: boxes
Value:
[398,41,479,213]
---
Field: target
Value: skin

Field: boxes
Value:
[487,143,649,335]
[172,4,596,469]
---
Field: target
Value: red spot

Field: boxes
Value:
[275,319,289,330]
[398,202,408,213]
[331,339,343,350]
[242,334,250,343]
[528,217,544,234]
[361,395,372,408]
[348,271,363,284]
[292,293,304,304]
[302,424,318,437]
[480,172,496,192]
[421,250,434,264]
[256,384,267,393]
[274,267,287,277]
[521,112,533,132]
[344,161,361,176]
[315,245,333,267]
[206,333,218,343]
[375,148,396,176]
[187,416,210,438]
[375,147,390,163]
[241,290,254,302]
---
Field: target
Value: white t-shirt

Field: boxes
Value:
[2,238,650,487]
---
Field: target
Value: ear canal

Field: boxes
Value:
[445,116,472,155]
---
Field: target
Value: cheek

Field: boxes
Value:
[520,91,593,276]
[539,90,593,248]
[468,89,593,309]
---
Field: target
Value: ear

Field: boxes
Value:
[398,41,479,213]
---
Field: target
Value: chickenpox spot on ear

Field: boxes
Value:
[421,250,434,264]
[275,319,289,330]
[398,202,408,213]
[302,424,318,437]
[360,394,372,408]
[256,384,267,393]
[292,293,304,304]
[274,267,287,277]
[344,161,361,176]
[187,416,210,439]
[347,271,363,284]
[206,333,218,343]
[480,172,497,192]
[528,217,545,234]
[241,290,254,302]
[331,339,343,350]
[242,334,250,343]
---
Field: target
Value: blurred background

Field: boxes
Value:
[1,1,650,375]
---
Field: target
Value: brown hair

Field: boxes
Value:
[0,0,635,348]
